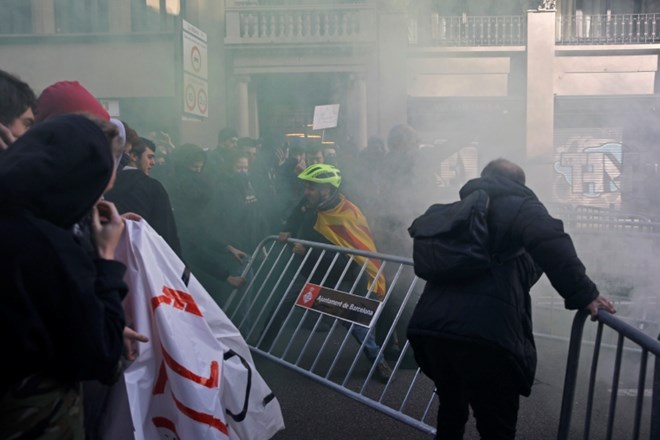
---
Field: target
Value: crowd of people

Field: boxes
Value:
[0,68,421,437]
[1,68,619,440]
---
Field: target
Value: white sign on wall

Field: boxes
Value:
[183,73,208,118]
[182,20,208,118]
[99,99,120,118]
[312,104,340,130]
[183,31,207,80]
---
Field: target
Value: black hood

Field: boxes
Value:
[459,176,537,201]
[0,114,113,228]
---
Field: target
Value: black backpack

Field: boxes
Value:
[407,189,522,283]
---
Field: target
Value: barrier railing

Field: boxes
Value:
[557,309,660,439]
[224,235,659,438]
[557,13,660,45]
[222,236,437,436]
[225,4,376,44]
[409,14,526,46]
[553,204,660,233]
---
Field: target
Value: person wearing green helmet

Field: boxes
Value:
[274,163,393,383]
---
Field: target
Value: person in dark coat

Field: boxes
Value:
[213,150,270,255]
[165,143,246,306]
[0,114,130,438]
[407,158,617,440]
[104,136,182,257]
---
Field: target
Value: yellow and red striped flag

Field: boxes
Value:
[314,195,387,298]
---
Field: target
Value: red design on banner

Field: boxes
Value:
[153,361,168,395]
[296,283,322,307]
[173,391,229,435]
[161,344,220,388]
[152,286,203,317]
[152,417,180,438]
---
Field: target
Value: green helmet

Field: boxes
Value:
[298,163,342,188]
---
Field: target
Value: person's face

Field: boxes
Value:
[136,148,156,175]
[188,160,204,173]
[306,150,324,165]
[232,157,249,174]
[323,147,337,164]
[303,182,330,206]
[243,147,257,164]
[222,136,238,151]
[7,107,34,138]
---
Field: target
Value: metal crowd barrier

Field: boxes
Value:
[557,310,660,440]
[222,236,438,436]
[221,235,659,438]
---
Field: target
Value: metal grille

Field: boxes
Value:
[222,236,437,436]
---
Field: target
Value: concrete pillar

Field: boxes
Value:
[249,83,259,139]
[352,73,368,150]
[31,0,55,34]
[525,9,556,198]
[236,75,250,138]
[108,0,132,33]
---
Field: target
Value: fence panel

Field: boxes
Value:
[558,310,660,440]
[223,234,659,439]
[222,236,437,436]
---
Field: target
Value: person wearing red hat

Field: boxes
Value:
[35,80,110,123]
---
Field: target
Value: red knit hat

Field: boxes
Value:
[35,80,110,123]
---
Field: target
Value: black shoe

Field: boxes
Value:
[384,343,401,362]
[374,360,392,383]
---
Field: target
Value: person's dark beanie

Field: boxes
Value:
[35,80,110,123]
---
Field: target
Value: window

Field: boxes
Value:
[0,0,32,34]
[54,0,109,33]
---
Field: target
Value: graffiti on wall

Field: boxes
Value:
[553,128,623,208]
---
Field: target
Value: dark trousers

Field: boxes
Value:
[410,336,521,440]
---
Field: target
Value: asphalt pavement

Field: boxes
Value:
[253,332,653,440]
[253,337,567,440]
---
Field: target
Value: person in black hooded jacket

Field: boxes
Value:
[0,114,130,439]
[407,158,617,440]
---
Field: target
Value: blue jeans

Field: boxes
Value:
[350,323,383,364]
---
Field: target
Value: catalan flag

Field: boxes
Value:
[314,195,387,298]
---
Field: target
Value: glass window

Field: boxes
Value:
[0,0,32,34]
[54,0,109,33]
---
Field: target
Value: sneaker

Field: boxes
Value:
[374,360,392,383]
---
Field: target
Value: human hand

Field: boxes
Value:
[226,275,246,288]
[0,123,16,151]
[292,243,307,256]
[92,200,124,260]
[585,295,616,321]
[275,146,288,166]
[121,212,142,222]
[227,245,248,263]
[278,232,291,242]
[160,131,175,149]
[295,157,307,174]
[123,326,149,361]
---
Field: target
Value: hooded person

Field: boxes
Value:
[0,114,129,439]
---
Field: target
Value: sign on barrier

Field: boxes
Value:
[295,282,380,327]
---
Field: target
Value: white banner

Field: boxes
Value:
[101,221,284,440]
